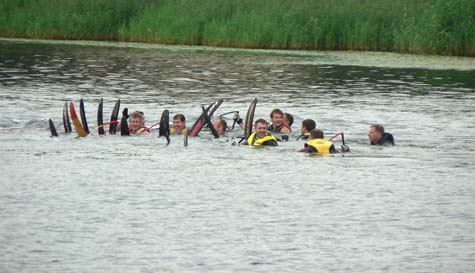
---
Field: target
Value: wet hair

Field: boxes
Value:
[310,128,324,139]
[130,111,145,121]
[270,109,284,119]
[284,113,294,126]
[173,114,186,122]
[371,124,385,134]
[302,119,316,131]
[216,118,227,130]
[255,118,268,127]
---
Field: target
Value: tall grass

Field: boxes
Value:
[1,0,474,56]
[0,0,151,40]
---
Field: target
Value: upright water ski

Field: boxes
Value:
[97,98,105,135]
[79,98,89,134]
[62,102,72,133]
[109,99,120,135]
[159,110,170,137]
[244,98,257,138]
[69,102,88,137]
[49,118,58,137]
[120,108,130,136]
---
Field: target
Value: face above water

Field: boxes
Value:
[213,120,225,135]
[271,113,283,127]
[283,116,289,126]
[368,127,382,144]
[173,119,186,132]
[255,122,268,138]
[130,117,143,132]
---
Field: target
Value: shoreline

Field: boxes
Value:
[2,37,475,71]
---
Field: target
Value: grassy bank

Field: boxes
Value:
[1,0,474,56]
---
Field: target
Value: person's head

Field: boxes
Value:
[309,128,324,140]
[283,113,294,127]
[173,114,186,132]
[213,118,227,135]
[270,109,284,126]
[368,124,384,144]
[301,119,316,134]
[129,111,145,132]
[254,118,269,138]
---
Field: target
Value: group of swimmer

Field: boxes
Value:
[120,107,395,154]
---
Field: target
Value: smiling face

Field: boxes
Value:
[271,112,284,127]
[173,118,186,133]
[255,121,268,138]
[130,116,143,132]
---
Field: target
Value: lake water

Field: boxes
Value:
[1,39,474,273]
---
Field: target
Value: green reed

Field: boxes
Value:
[1,0,474,56]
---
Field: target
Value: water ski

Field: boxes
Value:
[183,129,188,146]
[97,98,105,135]
[159,110,170,137]
[48,118,58,137]
[69,101,88,137]
[189,99,223,137]
[201,106,219,138]
[159,109,170,145]
[120,108,130,136]
[109,99,120,135]
[244,98,257,138]
[79,98,89,134]
[62,102,72,133]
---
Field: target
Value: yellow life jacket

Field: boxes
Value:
[247,132,278,146]
[171,127,187,134]
[305,138,334,154]
[297,132,310,140]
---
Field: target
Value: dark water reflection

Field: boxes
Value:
[0,40,474,273]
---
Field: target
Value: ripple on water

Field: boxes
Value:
[0,39,474,273]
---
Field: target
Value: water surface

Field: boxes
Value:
[1,39,474,273]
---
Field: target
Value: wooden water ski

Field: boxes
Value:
[49,118,58,137]
[109,99,120,135]
[244,98,257,138]
[97,98,105,135]
[79,98,89,134]
[69,102,88,137]
[62,102,72,133]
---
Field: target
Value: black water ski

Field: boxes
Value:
[189,99,223,136]
[62,102,72,133]
[49,118,58,137]
[120,108,130,136]
[244,98,257,138]
[201,106,220,138]
[97,98,105,135]
[159,110,170,137]
[109,99,120,135]
[79,98,90,134]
